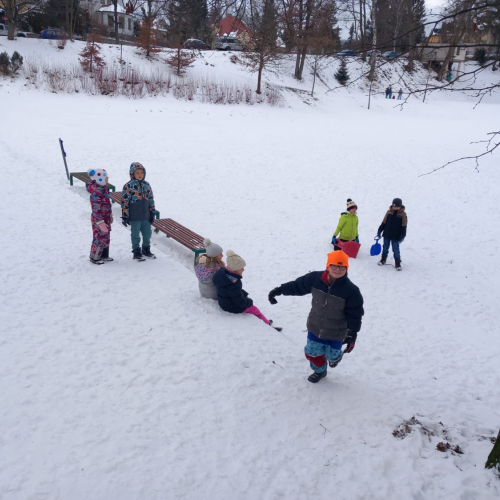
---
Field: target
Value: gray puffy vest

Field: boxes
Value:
[306,287,348,341]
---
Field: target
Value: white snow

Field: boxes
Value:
[1,38,500,500]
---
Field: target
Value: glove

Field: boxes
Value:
[355,236,359,243]
[399,237,405,244]
[268,287,282,305]
[343,330,357,353]
[122,216,130,227]
[149,211,155,224]
[332,235,337,244]
[377,233,382,239]
[97,222,109,233]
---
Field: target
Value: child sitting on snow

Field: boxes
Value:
[332,198,359,250]
[121,162,156,261]
[87,168,113,265]
[212,250,281,330]
[194,238,225,300]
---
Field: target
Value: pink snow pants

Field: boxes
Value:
[244,305,270,325]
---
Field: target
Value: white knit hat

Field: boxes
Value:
[88,168,108,185]
[226,250,246,271]
[204,238,223,258]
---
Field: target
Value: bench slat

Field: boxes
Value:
[152,218,205,250]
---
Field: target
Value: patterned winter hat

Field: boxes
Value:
[130,162,145,177]
[204,238,223,258]
[226,250,246,272]
[88,168,107,185]
[346,198,357,210]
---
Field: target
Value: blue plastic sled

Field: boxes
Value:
[370,237,381,256]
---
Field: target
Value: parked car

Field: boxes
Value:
[215,37,243,51]
[336,49,357,57]
[489,51,499,59]
[0,23,16,36]
[183,38,211,50]
[366,49,381,57]
[382,51,400,59]
[39,28,67,40]
[17,31,28,37]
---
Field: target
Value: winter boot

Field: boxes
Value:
[329,353,343,368]
[308,369,327,383]
[142,245,156,259]
[269,320,283,332]
[378,255,387,266]
[101,247,114,262]
[395,259,402,271]
[133,247,145,262]
[90,258,104,265]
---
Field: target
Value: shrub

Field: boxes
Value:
[10,51,23,73]
[475,48,487,66]
[0,52,11,76]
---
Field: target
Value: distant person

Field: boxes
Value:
[385,86,390,98]
[268,250,364,383]
[377,198,408,271]
[121,162,156,261]
[195,238,225,299]
[398,89,403,100]
[87,168,113,265]
[213,250,282,330]
[332,198,359,250]
[388,86,393,98]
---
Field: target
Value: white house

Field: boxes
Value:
[93,2,135,37]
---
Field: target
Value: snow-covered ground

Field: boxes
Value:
[1,39,500,500]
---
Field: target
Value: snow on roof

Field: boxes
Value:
[217,15,252,37]
[97,3,127,14]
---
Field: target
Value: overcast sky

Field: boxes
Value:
[427,0,447,7]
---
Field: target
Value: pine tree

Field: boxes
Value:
[79,33,105,73]
[485,430,500,473]
[165,47,196,76]
[347,23,355,47]
[334,59,350,85]
[10,51,23,74]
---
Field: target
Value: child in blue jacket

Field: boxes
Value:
[121,162,156,261]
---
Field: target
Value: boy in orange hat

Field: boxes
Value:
[268,250,364,383]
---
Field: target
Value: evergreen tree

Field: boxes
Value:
[334,58,350,85]
[412,0,426,44]
[347,23,355,47]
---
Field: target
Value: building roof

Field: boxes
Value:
[97,4,128,14]
[218,15,252,37]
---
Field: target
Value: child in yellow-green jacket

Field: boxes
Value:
[332,199,359,250]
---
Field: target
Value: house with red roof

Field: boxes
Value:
[217,14,253,43]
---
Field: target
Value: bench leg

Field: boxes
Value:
[70,174,74,186]
[193,248,206,265]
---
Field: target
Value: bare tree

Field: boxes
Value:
[0,0,42,40]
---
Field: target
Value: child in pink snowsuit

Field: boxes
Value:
[87,168,113,265]
[212,250,281,330]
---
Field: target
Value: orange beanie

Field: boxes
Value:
[326,250,349,270]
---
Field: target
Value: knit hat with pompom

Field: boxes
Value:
[346,198,357,210]
[203,238,223,258]
[226,250,246,272]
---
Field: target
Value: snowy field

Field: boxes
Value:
[1,39,500,500]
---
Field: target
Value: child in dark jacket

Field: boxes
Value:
[87,168,113,265]
[377,197,408,271]
[212,250,281,330]
[121,162,156,261]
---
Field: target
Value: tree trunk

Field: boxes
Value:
[114,1,119,42]
[311,58,317,96]
[359,0,365,61]
[294,51,301,78]
[297,46,307,79]
[368,0,377,82]
[437,46,454,81]
[257,56,264,94]
[485,431,500,470]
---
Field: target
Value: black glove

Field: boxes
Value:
[121,216,130,227]
[149,211,155,224]
[343,330,357,353]
[268,287,282,305]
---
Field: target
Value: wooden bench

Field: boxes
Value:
[109,191,161,233]
[70,172,116,192]
[152,218,206,264]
